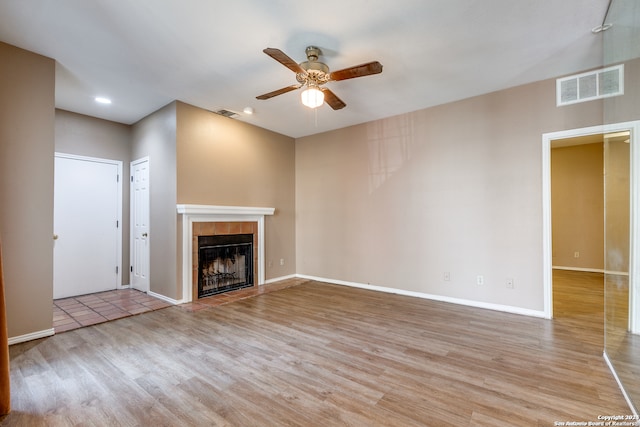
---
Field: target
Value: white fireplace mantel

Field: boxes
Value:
[177,204,275,216]
[177,204,275,302]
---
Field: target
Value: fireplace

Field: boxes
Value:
[198,234,253,298]
[177,204,275,303]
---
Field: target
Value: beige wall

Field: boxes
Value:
[131,102,178,299]
[0,42,55,338]
[296,77,604,312]
[551,143,604,270]
[175,102,296,280]
[55,109,132,284]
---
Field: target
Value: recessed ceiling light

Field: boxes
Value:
[95,96,112,104]
[243,107,254,115]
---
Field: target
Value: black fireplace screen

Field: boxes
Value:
[198,234,253,298]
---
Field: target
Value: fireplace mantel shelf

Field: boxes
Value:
[176,204,275,216]
[177,204,275,303]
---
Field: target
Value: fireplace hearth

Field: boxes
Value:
[198,234,253,298]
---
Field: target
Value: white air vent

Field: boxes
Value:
[557,64,624,106]
[213,109,239,119]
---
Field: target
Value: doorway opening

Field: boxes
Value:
[549,135,607,324]
[542,121,639,322]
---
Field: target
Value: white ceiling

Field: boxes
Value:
[0,0,612,138]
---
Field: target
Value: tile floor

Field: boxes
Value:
[53,277,308,333]
[53,289,172,333]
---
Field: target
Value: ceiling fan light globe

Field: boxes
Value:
[301,87,324,108]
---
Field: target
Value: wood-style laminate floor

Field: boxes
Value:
[2,273,630,426]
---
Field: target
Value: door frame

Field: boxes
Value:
[54,152,123,295]
[130,156,150,293]
[542,120,640,326]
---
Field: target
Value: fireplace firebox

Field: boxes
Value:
[198,234,253,298]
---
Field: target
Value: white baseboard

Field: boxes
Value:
[604,270,629,276]
[148,290,182,305]
[264,274,297,284]
[553,266,604,273]
[553,266,629,276]
[604,351,638,417]
[9,328,55,345]
[295,274,546,319]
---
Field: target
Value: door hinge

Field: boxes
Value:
[116,266,119,274]
[131,176,134,182]
[116,220,119,228]
[130,266,133,273]
[117,174,119,182]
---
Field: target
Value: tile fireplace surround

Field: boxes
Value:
[177,204,275,303]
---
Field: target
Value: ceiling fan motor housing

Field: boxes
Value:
[305,46,321,61]
[298,46,330,85]
[297,62,330,85]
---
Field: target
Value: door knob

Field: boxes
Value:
[142,233,148,238]
[53,234,59,240]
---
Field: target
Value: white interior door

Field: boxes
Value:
[54,154,122,299]
[130,157,150,292]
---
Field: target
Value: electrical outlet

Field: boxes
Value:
[476,275,484,285]
[280,258,285,266]
[506,278,514,289]
[444,272,451,281]
[574,251,580,258]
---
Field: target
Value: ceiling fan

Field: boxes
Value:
[256,46,383,110]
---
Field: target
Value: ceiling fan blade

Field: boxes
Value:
[263,48,306,74]
[329,61,383,81]
[321,88,346,110]
[256,84,301,100]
